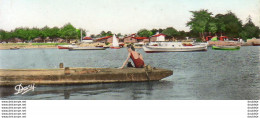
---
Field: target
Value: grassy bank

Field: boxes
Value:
[2,43,69,46]
[31,43,68,45]
[0,43,69,49]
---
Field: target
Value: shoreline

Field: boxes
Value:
[0,40,259,50]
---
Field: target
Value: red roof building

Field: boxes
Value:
[83,37,92,40]
[123,33,150,43]
[152,34,166,37]
[150,33,166,42]
[96,36,120,43]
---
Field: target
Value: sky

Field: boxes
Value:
[0,0,259,35]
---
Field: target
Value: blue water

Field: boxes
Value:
[0,47,259,100]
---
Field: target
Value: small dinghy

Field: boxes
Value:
[212,45,240,50]
[68,47,106,50]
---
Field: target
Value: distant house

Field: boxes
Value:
[8,38,23,43]
[123,34,149,43]
[133,37,149,43]
[123,34,137,43]
[82,37,93,43]
[56,38,66,43]
[150,34,166,42]
[33,37,44,43]
[95,36,119,43]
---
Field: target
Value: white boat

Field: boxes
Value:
[143,42,207,53]
[110,34,120,49]
[68,47,106,50]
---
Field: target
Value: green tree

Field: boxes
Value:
[158,28,163,33]
[187,9,213,41]
[90,34,96,38]
[49,27,60,40]
[30,28,41,40]
[176,30,188,39]
[13,28,29,41]
[100,31,106,37]
[40,26,52,42]
[0,30,8,42]
[137,29,153,37]
[221,11,243,38]
[106,31,113,36]
[162,27,180,39]
[117,33,122,37]
[239,16,260,40]
[59,23,78,43]
[215,14,226,36]
[208,22,218,35]
[151,29,158,35]
[99,31,112,37]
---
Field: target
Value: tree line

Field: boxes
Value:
[0,23,86,43]
[136,10,260,41]
[0,9,259,43]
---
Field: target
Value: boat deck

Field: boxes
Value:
[0,67,173,86]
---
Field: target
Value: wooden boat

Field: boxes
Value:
[252,42,260,46]
[0,67,173,86]
[57,45,77,49]
[110,34,121,49]
[143,42,207,53]
[68,47,106,50]
[212,45,240,50]
[95,45,104,47]
[119,43,125,48]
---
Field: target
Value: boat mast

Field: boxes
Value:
[80,29,82,43]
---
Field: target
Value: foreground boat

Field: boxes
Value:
[68,47,106,50]
[143,42,207,53]
[0,67,173,86]
[212,45,240,50]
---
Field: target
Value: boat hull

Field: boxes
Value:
[143,45,207,53]
[212,46,240,50]
[110,47,120,49]
[58,45,77,49]
[69,47,106,50]
[0,68,173,86]
[58,46,70,49]
[252,43,260,46]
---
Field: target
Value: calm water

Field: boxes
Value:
[0,47,259,100]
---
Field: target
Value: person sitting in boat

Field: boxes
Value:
[120,45,145,69]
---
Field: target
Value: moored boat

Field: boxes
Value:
[212,45,240,50]
[68,47,106,50]
[57,45,78,49]
[143,42,207,53]
[252,42,260,46]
